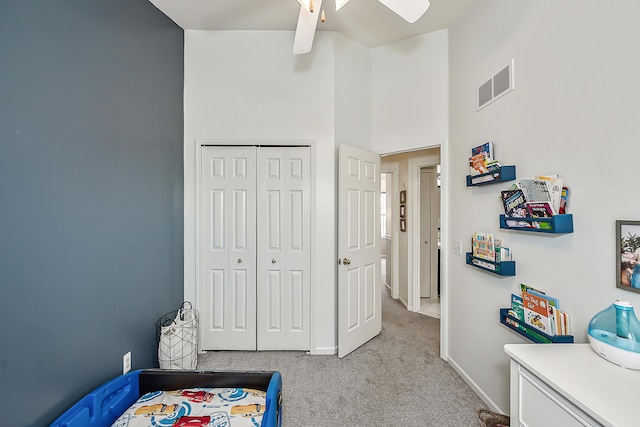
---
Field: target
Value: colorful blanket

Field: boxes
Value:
[111,387,266,427]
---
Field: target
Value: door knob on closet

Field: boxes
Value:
[272,259,277,264]
[342,258,351,265]
[238,258,243,263]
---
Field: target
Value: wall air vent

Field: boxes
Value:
[477,59,514,111]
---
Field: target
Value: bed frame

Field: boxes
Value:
[50,369,282,427]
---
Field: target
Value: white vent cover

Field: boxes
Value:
[477,59,514,111]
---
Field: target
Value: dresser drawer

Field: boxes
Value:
[519,369,596,427]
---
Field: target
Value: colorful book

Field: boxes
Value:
[486,159,503,172]
[511,294,525,331]
[496,246,511,261]
[472,232,495,261]
[469,153,489,175]
[525,201,555,217]
[520,284,559,309]
[522,291,551,334]
[559,186,571,214]
[533,175,563,213]
[548,304,558,336]
[519,178,552,204]
[471,142,494,161]
[501,189,527,217]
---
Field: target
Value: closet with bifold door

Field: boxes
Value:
[199,145,311,351]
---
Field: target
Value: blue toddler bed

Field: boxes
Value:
[50,369,282,427]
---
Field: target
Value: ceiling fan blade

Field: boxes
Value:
[377,0,430,24]
[335,0,351,11]
[293,0,322,54]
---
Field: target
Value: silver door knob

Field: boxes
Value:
[272,259,277,264]
[342,258,351,265]
[238,258,243,263]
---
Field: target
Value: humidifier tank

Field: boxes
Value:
[588,300,640,369]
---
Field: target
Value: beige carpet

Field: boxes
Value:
[197,289,488,426]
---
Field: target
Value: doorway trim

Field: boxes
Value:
[407,152,440,312]
[381,162,400,299]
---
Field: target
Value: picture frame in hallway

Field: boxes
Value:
[400,189,406,204]
[400,204,405,218]
[617,220,640,294]
[400,218,406,232]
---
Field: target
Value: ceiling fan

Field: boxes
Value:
[293,0,431,54]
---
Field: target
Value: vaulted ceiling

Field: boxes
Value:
[148,0,477,48]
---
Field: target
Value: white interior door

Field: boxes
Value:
[420,169,433,298]
[256,147,311,350]
[338,144,381,358]
[200,147,257,350]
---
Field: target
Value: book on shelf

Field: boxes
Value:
[486,159,503,172]
[525,201,555,218]
[470,172,501,184]
[468,142,497,176]
[520,284,559,308]
[469,153,489,176]
[471,142,494,161]
[510,294,526,331]
[559,186,571,214]
[501,189,527,217]
[516,284,570,336]
[519,178,553,205]
[472,232,495,261]
[522,291,552,334]
[532,175,563,213]
[495,246,511,262]
[471,258,496,270]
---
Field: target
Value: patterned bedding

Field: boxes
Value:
[111,387,266,427]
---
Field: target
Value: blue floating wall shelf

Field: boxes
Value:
[499,214,573,234]
[500,308,574,344]
[466,253,516,276]
[466,165,516,186]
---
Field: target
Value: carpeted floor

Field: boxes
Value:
[197,287,488,426]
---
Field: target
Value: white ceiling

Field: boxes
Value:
[148,0,477,48]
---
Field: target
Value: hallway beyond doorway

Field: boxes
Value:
[382,257,440,319]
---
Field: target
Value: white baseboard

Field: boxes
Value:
[398,296,409,309]
[308,346,336,355]
[447,356,505,414]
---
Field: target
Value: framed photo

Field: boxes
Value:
[400,204,405,218]
[617,220,640,293]
[400,218,406,232]
[400,189,406,204]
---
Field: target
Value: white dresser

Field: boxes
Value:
[505,344,640,427]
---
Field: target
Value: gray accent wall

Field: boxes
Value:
[0,1,184,425]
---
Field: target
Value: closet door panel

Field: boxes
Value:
[200,147,256,350]
[257,147,311,350]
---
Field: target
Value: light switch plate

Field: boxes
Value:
[453,240,462,256]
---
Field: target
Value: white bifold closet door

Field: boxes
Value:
[200,146,310,351]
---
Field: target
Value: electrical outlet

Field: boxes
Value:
[453,239,462,256]
[123,351,131,374]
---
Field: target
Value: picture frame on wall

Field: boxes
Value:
[400,218,406,232]
[400,189,406,204]
[400,204,405,218]
[616,220,640,294]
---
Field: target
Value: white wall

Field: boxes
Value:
[371,27,450,354]
[335,35,371,148]
[448,0,640,412]
[183,30,373,354]
[372,29,449,154]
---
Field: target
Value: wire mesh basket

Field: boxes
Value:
[156,301,199,370]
